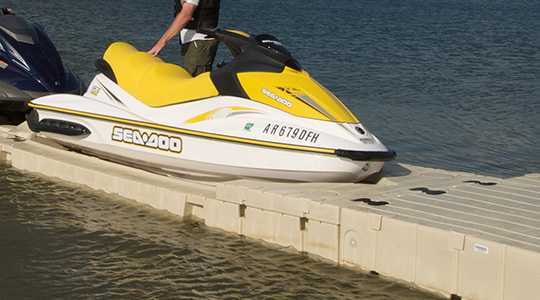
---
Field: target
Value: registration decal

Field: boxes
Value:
[262,123,320,144]
[244,123,254,131]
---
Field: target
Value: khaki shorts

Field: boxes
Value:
[182,39,219,77]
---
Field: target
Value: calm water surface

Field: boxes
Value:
[2,0,539,298]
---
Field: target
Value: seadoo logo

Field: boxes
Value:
[261,88,293,108]
[112,126,182,153]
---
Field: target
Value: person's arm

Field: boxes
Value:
[148,3,197,56]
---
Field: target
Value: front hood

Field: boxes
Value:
[0,15,72,92]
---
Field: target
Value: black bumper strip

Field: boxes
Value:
[335,149,396,162]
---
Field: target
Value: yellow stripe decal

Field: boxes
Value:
[29,103,336,155]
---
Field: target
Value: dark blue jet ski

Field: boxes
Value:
[0,11,83,124]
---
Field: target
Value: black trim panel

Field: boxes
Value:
[94,58,117,83]
[336,149,396,162]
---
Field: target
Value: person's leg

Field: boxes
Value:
[183,39,220,77]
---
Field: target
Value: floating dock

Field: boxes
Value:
[1,124,539,300]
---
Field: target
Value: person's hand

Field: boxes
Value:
[1,7,15,15]
[148,41,166,57]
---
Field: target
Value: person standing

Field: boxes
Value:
[148,0,221,77]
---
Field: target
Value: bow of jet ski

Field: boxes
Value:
[0,12,84,124]
[27,29,395,183]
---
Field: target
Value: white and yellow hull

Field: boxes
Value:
[27,39,394,182]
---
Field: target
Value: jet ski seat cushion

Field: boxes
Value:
[102,42,219,107]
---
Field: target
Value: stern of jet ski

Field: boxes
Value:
[26,109,90,136]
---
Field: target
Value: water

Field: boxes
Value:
[0,163,438,300]
[1,0,539,298]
